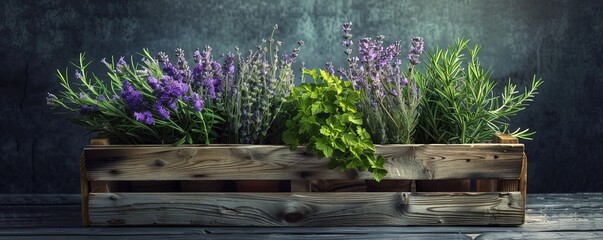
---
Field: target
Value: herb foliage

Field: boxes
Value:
[283,69,387,181]
[415,38,543,143]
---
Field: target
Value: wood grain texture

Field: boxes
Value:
[475,232,602,240]
[0,193,601,230]
[84,144,524,181]
[476,134,519,192]
[0,234,473,240]
[87,192,524,226]
[493,135,520,192]
[79,152,89,226]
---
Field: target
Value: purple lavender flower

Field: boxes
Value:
[175,48,189,71]
[79,105,98,115]
[358,38,377,63]
[121,81,148,119]
[133,111,154,125]
[190,46,223,100]
[116,56,127,74]
[342,22,353,40]
[154,102,170,119]
[342,40,353,48]
[401,75,408,86]
[408,37,424,65]
[223,52,235,76]
[188,92,204,112]
[117,56,127,66]
[157,52,169,63]
[147,76,159,90]
[324,62,335,75]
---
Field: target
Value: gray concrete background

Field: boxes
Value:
[1,0,601,193]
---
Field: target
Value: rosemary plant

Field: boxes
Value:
[414,38,543,144]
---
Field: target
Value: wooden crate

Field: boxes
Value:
[80,135,527,226]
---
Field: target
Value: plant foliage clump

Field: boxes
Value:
[283,69,387,181]
[414,38,543,144]
[47,50,223,145]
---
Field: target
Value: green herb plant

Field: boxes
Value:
[415,38,544,144]
[216,25,302,144]
[47,50,222,145]
[283,69,387,181]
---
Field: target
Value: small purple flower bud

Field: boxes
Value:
[75,70,83,80]
[154,102,170,120]
[188,93,204,112]
[324,62,335,75]
[117,56,126,67]
[343,40,354,48]
[147,76,159,90]
[157,52,169,63]
[80,105,98,115]
[342,22,352,33]
[133,111,155,125]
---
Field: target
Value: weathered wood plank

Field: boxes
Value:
[88,192,523,226]
[475,232,603,240]
[80,152,90,226]
[0,194,601,230]
[476,134,518,192]
[493,135,520,192]
[0,233,473,240]
[84,144,524,181]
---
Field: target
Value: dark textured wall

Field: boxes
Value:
[1,0,602,193]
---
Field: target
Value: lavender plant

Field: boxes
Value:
[414,38,543,143]
[47,49,223,144]
[336,22,422,144]
[216,24,302,144]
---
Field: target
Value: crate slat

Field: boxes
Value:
[88,192,523,226]
[85,144,524,181]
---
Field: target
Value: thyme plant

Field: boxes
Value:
[414,38,544,143]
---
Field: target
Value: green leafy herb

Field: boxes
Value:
[414,38,544,143]
[283,69,387,181]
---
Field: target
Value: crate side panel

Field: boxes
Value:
[85,144,524,181]
[88,192,524,226]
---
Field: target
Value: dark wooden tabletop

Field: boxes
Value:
[0,193,601,239]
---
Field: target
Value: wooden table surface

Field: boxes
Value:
[0,193,601,239]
